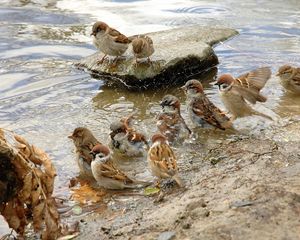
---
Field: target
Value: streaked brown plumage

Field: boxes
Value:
[110,115,149,156]
[182,80,232,130]
[68,127,102,178]
[132,35,154,65]
[147,133,183,187]
[277,65,300,94]
[91,21,131,64]
[157,94,191,142]
[216,67,272,120]
[90,144,149,189]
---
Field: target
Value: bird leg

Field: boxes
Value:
[111,56,119,67]
[97,54,107,65]
[134,57,139,67]
[147,57,153,66]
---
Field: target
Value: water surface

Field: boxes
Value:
[0,0,300,235]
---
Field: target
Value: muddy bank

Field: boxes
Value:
[69,118,300,240]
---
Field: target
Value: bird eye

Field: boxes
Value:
[221,84,228,89]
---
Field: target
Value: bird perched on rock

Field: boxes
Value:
[68,127,101,178]
[182,80,232,130]
[147,133,183,187]
[215,67,272,120]
[131,35,154,65]
[91,21,131,65]
[157,94,191,143]
[276,65,300,94]
[110,115,149,157]
[90,144,150,189]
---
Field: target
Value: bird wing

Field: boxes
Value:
[192,97,230,130]
[148,144,177,175]
[100,160,133,184]
[235,67,271,104]
[107,27,131,44]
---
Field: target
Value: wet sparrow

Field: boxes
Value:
[132,35,154,65]
[276,65,300,94]
[110,115,149,157]
[182,80,232,130]
[157,94,191,142]
[147,133,183,187]
[215,67,272,120]
[90,144,150,190]
[91,21,131,64]
[68,127,102,178]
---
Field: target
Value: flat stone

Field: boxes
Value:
[76,25,238,90]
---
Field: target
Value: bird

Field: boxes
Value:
[157,94,191,143]
[215,67,272,120]
[90,144,150,190]
[68,127,101,178]
[109,115,149,157]
[182,79,232,130]
[276,65,300,94]
[131,35,154,65]
[91,21,131,65]
[147,133,183,187]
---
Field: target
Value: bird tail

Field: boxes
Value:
[252,109,273,120]
[172,175,185,188]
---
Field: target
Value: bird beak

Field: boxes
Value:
[180,86,186,91]
[214,82,221,90]
[68,135,74,140]
[90,32,95,36]
[275,72,280,76]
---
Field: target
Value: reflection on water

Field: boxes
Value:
[0,0,300,235]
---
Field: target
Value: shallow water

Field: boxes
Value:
[0,0,300,235]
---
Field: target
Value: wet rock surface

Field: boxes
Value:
[73,119,300,240]
[76,26,238,90]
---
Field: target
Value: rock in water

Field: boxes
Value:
[76,25,238,90]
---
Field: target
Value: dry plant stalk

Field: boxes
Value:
[0,128,60,239]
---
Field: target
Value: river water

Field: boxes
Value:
[0,0,300,235]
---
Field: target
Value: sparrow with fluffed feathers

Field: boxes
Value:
[276,65,300,94]
[132,35,154,65]
[110,115,149,157]
[68,127,102,178]
[182,80,232,130]
[215,67,272,120]
[90,144,150,189]
[157,94,191,142]
[147,133,183,187]
[91,21,131,64]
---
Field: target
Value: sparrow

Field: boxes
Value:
[182,80,232,130]
[131,35,154,65]
[147,133,183,187]
[90,144,150,190]
[215,67,272,120]
[157,94,191,142]
[91,21,131,64]
[276,65,300,94]
[68,127,101,178]
[110,115,149,157]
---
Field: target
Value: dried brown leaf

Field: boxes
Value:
[18,171,33,202]
[29,145,45,165]
[43,158,57,178]
[41,174,54,196]
[31,177,42,206]
[42,205,59,240]
[2,201,20,232]
[0,128,6,142]
[71,184,106,204]
[33,201,45,231]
